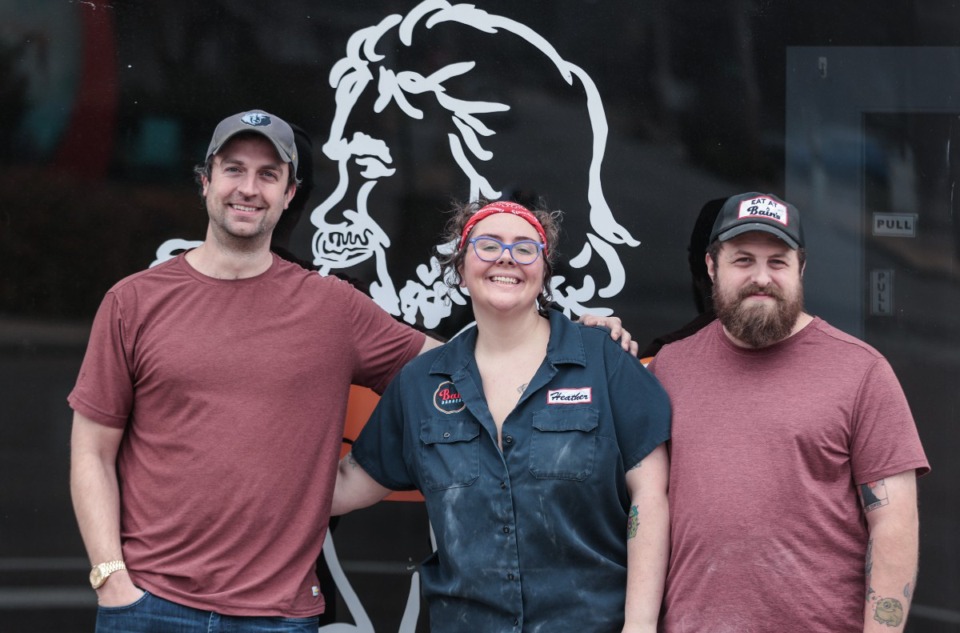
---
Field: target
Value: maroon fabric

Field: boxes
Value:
[650,318,928,632]
[69,253,424,617]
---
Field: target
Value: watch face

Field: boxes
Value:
[90,567,104,589]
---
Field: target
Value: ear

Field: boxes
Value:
[799,261,806,278]
[284,182,297,210]
[705,252,716,283]
[201,175,210,197]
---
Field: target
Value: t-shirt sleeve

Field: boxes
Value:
[343,287,426,394]
[351,371,418,491]
[606,339,672,470]
[67,292,134,428]
[850,357,930,483]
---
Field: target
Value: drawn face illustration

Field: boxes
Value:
[310,1,641,330]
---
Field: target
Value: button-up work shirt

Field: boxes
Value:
[353,310,671,632]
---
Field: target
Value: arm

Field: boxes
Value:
[622,443,670,633]
[861,470,920,632]
[331,451,393,516]
[69,411,143,606]
[419,335,443,355]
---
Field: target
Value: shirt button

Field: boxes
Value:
[514,618,520,626]
[504,435,513,444]
[507,573,515,580]
[442,432,450,438]
[500,481,507,490]
[503,526,510,534]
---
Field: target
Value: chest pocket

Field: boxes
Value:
[419,419,481,491]
[530,407,599,481]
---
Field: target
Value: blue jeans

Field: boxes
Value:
[95,591,320,633]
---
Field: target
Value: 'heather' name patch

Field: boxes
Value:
[547,387,592,404]
[738,196,788,226]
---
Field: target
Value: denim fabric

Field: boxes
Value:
[95,591,319,633]
[353,310,672,632]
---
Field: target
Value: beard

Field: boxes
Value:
[713,275,804,348]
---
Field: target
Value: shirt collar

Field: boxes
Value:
[428,309,588,378]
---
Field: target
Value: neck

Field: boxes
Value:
[474,307,549,356]
[185,228,274,280]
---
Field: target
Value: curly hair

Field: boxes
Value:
[436,198,562,315]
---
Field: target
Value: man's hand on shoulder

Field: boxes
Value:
[578,314,639,357]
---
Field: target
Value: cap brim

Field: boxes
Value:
[207,131,298,177]
[716,222,800,249]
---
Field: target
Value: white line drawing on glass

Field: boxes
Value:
[311,0,639,328]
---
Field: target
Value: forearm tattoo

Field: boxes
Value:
[871,597,905,627]
[345,452,359,469]
[865,537,913,628]
[859,479,889,513]
[627,505,639,539]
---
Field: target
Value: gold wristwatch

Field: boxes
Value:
[89,560,126,589]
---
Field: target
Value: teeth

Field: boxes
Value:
[490,276,518,285]
[232,204,259,212]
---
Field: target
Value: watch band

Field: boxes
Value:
[89,560,126,589]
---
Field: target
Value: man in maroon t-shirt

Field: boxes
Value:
[650,192,929,633]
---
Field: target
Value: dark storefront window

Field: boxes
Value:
[2,2,957,631]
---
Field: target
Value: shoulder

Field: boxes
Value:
[805,318,885,361]
[109,256,179,290]
[651,321,718,367]
[402,324,476,378]
[101,256,190,306]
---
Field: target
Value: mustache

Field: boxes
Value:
[737,283,784,302]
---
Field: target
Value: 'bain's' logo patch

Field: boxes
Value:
[241,112,272,127]
[433,381,466,414]
[547,387,592,404]
[738,196,788,226]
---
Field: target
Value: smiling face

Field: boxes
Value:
[461,213,546,318]
[202,134,295,248]
[708,231,805,348]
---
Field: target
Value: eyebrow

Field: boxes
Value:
[219,157,284,171]
[729,246,791,258]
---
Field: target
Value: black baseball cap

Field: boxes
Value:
[709,192,804,249]
[206,110,299,176]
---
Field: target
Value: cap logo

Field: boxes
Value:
[240,113,272,127]
[433,381,466,414]
[738,197,788,226]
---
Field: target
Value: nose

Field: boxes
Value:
[751,265,773,287]
[496,246,517,265]
[236,171,258,197]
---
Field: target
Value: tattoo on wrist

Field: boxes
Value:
[627,505,639,539]
[859,479,889,513]
[517,382,528,395]
[871,597,904,627]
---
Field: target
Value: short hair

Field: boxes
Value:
[193,131,299,195]
[436,198,562,316]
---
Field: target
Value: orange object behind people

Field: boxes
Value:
[342,385,424,502]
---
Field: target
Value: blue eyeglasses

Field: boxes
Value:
[469,236,545,265]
